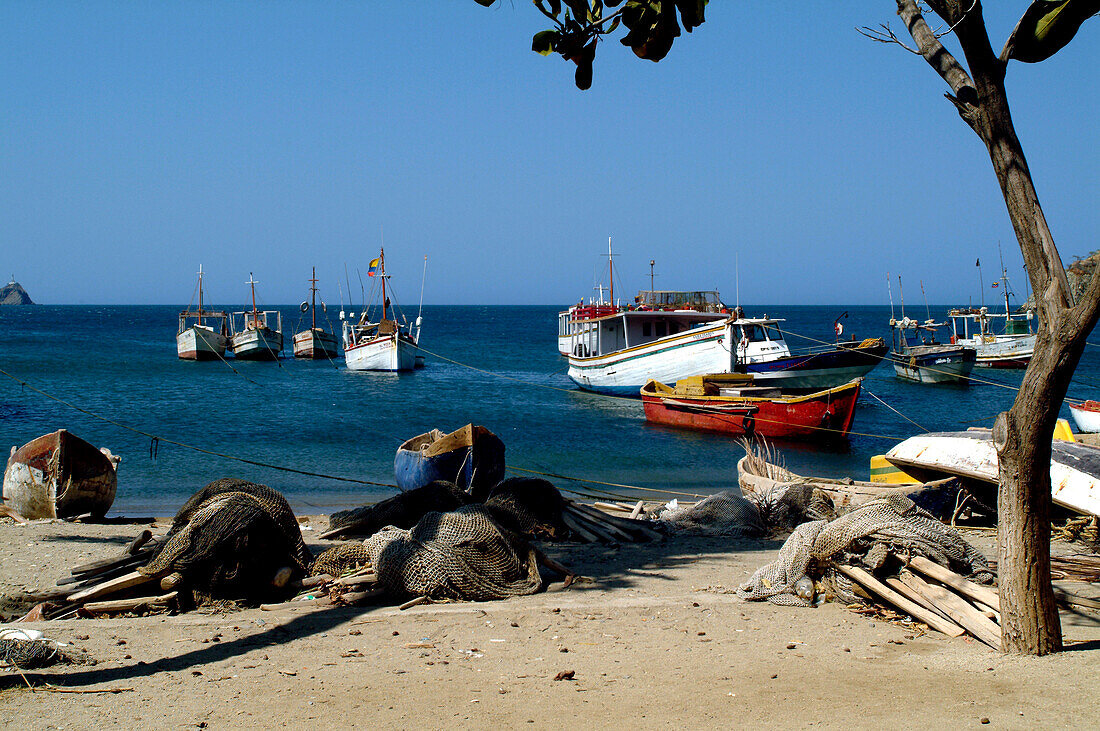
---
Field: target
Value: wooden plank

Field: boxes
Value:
[897,570,1001,650]
[260,596,334,611]
[884,578,965,636]
[334,573,378,587]
[834,564,968,638]
[565,504,634,542]
[907,555,1000,612]
[67,570,160,604]
[82,591,177,614]
[560,511,601,543]
[629,501,645,520]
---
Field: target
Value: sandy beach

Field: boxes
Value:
[1,516,1098,729]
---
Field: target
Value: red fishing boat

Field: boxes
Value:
[640,374,861,440]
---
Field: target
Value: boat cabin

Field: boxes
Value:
[890,317,944,353]
[177,309,228,336]
[232,309,281,335]
[947,306,1033,342]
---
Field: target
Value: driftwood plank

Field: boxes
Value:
[82,591,177,614]
[66,571,160,604]
[629,501,645,520]
[560,511,600,543]
[835,564,967,638]
[566,504,633,542]
[897,571,1001,650]
[884,578,965,636]
[907,556,1000,612]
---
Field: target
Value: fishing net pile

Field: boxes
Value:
[361,504,542,601]
[326,481,471,538]
[139,479,312,603]
[737,494,993,606]
[0,631,67,670]
[312,543,372,578]
[482,477,569,540]
[657,491,766,537]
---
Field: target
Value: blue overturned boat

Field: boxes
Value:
[394,424,506,500]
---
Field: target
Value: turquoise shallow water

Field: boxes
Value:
[1,304,1097,515]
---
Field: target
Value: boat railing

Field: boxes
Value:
[571,304,620,321]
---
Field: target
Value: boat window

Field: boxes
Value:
[642,321,651,337]
[762,324,783,342]
[655,321,667,338]
[669,322,681,335]
[739,325,766,342]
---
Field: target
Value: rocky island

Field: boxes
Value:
[0,276,34,305]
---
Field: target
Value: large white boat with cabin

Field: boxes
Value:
[342,249,423,371]
[176,266,229,361]
[230,273,284,360]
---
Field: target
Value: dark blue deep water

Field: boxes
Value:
[2,305,1098,515]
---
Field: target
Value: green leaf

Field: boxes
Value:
[532,30,562,55]
[1002,0,1100,63]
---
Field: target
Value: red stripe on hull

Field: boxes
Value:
[641,386,860,440]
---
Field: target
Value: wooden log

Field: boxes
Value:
[334,573,378,588]
[271,567,295,589]
[834,564,969,638]
[629,501,645,520]
[573,502,662,541]
[884,577,965,636]
[896,571,1001,650]
[66,570,160,604]
[398,595,430,611]
[560,511,599,543]
[70,551,149,578]
[124,530,153,556]
[337,588,385,604]
[82,591,177,615]
[907,555,1000,612]
[160,572,184,592]
[593,501,631,514]
[59,560,144,587]
[260,596,334,611]
[292,574,333,590]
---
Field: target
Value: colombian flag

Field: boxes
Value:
[367,257,381,277]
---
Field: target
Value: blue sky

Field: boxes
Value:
[2,2,1097,306]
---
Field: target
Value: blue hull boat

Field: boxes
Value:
[394,424,506,499]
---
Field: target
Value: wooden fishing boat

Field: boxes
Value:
[230,273,283,360]
[293,267,338,359]
[176,265,229,360]
[889,317,976,384]
[885,430,1100,517]
[3,430,120,519]
[394,424,505,498]
[342,249,423,371]
[640,374,861,440]
[947,264,1035,368]
[1068,401,1100,434]
[736,455,956,513]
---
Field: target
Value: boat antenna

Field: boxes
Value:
[736,252,740,309]
[418,254,427,322]
[649,259,655,291]
[356,268,366,311]
[247,272,259,326]
[920,279,930,322]
[887,272,895,320]
[998,241,1011,316]
[310,266,318,330]
[344,263,353,314]
[380,248,388,322]
[898,275,906,319]
[976,256,984,308]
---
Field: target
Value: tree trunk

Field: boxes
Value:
[916,0,1100,653]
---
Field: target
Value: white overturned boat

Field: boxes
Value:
[885,430,1099,517]
[1068,401,1100,434]
[342,248,422,372]
[176,266,228,361]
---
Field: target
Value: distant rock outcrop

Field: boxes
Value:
[1067,251,1100,304]
[0,278,34,305]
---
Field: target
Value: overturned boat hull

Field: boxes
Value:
[885,430,1099,517]
[394,424,506,497]
[3,430,118,519]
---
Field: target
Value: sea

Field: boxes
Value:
[2,304,1099,516]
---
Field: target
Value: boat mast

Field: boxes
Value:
[310,266,318,330]
[248,272,259,328]
[608,236,614,307]
[898,275,906,320]
[650,259,655,291]
[197,264,204,326]
[887,272,895,321]
[380,249,388,323]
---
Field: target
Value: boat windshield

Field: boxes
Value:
[739,325,769,342]
[904,328,938,347]
[762,324,784,342]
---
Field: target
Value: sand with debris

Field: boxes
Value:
[1,516,1098,729]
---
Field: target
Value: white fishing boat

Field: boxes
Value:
[293,267,338,359]
[947,256,1035,368]
[885,430,1099,518]
[176,266,229,361]
[342,249,423,372]
[230,273,283,360]
[560,241,883,395]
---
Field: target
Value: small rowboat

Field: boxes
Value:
[3,430,121,519]
[394,424,505,499]
[1068,401,1100,434]
[640,374,861,440]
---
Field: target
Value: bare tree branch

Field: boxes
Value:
[856,23,921,54]
[896,0,978,107]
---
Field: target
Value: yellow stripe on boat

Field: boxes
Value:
[869,454,916,483]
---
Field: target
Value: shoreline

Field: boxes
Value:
[2,516,1098,726]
